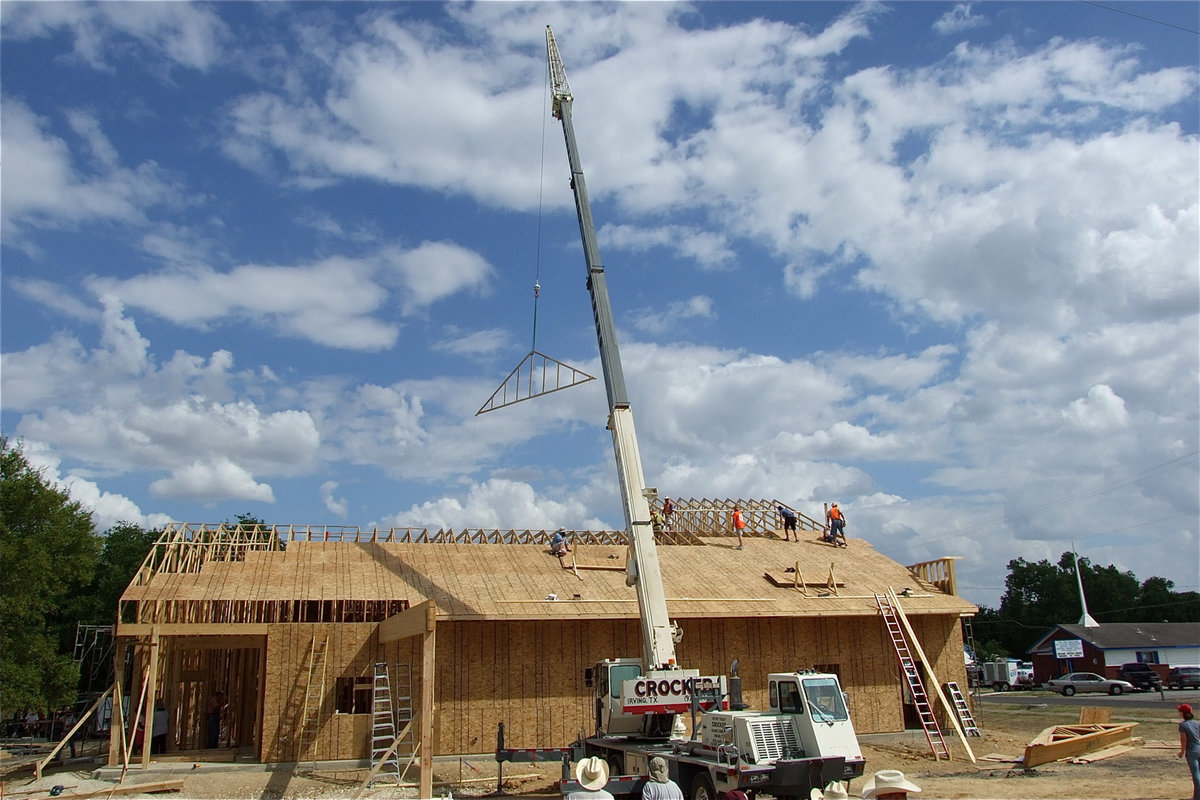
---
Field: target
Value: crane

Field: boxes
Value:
[546,26,679,675]
[535,29,866,796]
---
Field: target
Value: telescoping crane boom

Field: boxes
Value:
[545,26,679,675]
[540,29,866,799]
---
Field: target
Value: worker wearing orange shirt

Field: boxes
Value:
[732,506,746,550]
[826,503,846,545]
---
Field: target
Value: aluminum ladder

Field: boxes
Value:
[392,663,415,762]
[298,636,328,773]
[943,681,981,736]
[369,663,403,785]
[875,593,950,760]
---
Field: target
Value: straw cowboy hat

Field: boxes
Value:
[648,756,670,783]
[810,781,850,800]
[860,769,921,798]
[575,757,609,791]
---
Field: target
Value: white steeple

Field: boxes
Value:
[1072,546,1100,628]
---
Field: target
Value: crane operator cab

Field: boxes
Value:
[587,658,727,738]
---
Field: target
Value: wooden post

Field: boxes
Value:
[420,602,436,800]
[108,642,125,767]
[141,628,160,769]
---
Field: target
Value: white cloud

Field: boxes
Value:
[1063,384,1130,430]
[632,295,716,335]
[1,1,228,70]
[90,241,496,351]
[384,241,495,314]
[321,481,348,517]
[933,4,988,36]
[150,458,275,503]
[0,100,174,238]
[20,441,173,532]
[600,224,736,270]
[382,478,607,532]
[434,328,511,358]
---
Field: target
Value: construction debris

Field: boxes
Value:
[1022,722,1139,768]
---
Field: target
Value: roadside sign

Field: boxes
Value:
[1054,639,1084,659]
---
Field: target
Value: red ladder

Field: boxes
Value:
[875,593,950,760]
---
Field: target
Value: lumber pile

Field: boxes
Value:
[1022,722,1138,767]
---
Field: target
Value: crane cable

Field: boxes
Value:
[531,69,551,352]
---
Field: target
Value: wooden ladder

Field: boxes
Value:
[943,681,981,736]
[298,636,329,773]
[369,663,403,785]
[875,593,950,760]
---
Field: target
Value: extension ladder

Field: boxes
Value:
[298,636,329,773]
[943,682,980,736]
[875,593,950,760]
[392,663,415,761]
[370,663,403,785]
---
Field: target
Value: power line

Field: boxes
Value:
[1079,0,1200,35]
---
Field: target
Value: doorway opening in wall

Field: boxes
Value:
[900,660,924,730]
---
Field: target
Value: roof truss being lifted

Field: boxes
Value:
[476,349,595,415]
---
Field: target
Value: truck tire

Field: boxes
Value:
[605,753,624,778]
[1000,682,1010,692]
[690,772,717,800]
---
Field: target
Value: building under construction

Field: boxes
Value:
[108,498,975,770]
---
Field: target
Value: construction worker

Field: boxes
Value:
[860,769,921,799]
[551,529,571,556]
[778,505,798,541]
[568,756,614,800]
[732,506,746,550]
[826,503,845,545]
[642,756,683,800]
[661,497,674,528]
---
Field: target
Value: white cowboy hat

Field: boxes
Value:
[648,756,669,783]
[861,769,921,798]
[811,781,850,800]
[575,756,609,791]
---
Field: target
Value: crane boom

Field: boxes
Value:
[545,26,678,671]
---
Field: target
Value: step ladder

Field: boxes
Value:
[369,663,402,785]
[875,593,950,760]
[943,682,981,737]
[298,636,329,773]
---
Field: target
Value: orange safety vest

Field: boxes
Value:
[829,506,843,522]
[732,509,745,529]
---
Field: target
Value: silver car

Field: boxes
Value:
[1044,672,1135,696]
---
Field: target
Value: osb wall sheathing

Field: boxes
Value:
[260,623,421,762]
[256,611,967,762]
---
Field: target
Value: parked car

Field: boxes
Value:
[1117,662,1163,691]
[1044,672,1135,696]
[1167,666,1200,690]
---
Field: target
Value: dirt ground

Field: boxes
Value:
[4,701,1190,800]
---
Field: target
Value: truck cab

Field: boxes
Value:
[767,672,865,778]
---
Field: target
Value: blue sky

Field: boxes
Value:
[2,1,1197,609]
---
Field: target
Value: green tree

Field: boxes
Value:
[84,521,161,625]
[0,439,100,712]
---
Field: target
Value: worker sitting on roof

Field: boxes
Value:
[551,528,571,556]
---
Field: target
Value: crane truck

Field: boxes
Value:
[539,27,866,800]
